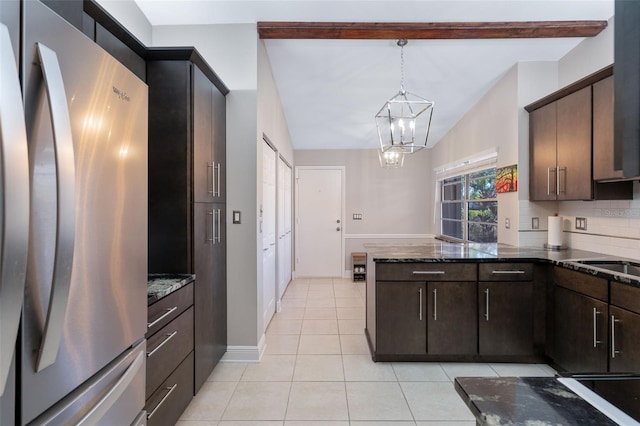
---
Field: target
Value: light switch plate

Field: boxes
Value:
[576,217,587,230]
[233,210,241,224]
[532,217,540,230]
[505,218,510,229]
[353,213,363,220]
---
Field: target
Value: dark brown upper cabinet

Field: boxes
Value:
[593,76,624,181]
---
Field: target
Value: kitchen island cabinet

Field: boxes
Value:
[478,263,534,357]
[609,282,640,372]
[427,281,477,355]
[376,282,427,355]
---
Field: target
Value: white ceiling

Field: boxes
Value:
[134,0,614,150]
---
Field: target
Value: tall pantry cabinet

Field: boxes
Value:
[146,49,229,394]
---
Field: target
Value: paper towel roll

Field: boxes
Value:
[548,216,563,247]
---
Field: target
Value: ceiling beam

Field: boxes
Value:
[257,21,608,40]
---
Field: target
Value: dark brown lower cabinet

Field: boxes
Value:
[478,282,534,356]
[609,306,640,372]
[553,286,608,372]
[376,282,426,355]
[146,352,195,426]
[427,282,477,355]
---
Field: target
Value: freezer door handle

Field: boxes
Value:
[76,350,145,425]
[0,24,30,396]
[34,42,77,372]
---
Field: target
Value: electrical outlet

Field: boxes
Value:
[532,217,540,230]
[505,218,510,229]
[576,217,587,230]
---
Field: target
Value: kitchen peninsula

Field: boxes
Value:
[364,240,640,364]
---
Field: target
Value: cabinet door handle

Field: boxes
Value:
[147,331,178,358]
[484,288,490,321]
[491,270,525,274]
[147,307,178,329]
[558,167,566,195]
[413,271,445,275]
[592,308,602,348]
[611,315,621,359]
[418,288,423,321]
[207,162,214,194]
[214,163,221,197]
[147,384,178,420]
[208,210,215,243]
[215,209,221,243]
[433,288,437,321]
[547,167,556,196]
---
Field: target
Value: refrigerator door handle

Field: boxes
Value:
[76,350,145,426]
[0,24,30,396]
[34,43,77,372]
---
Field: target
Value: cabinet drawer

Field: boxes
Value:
[479,263,534,281]
[146,306,194,397]
[147,282,194,337]
[376,263,476,282]
[145,352,194,426]
[611,282,640,315]
[553,266,608,301]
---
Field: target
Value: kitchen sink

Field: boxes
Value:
[571,259,640,277]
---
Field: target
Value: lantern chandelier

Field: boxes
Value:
[378,150,405,169]
[375,39,435,155]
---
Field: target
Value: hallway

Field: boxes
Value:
[178,277,555,425]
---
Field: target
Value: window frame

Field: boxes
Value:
[440,167,497,243]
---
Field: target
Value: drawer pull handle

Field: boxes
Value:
[147,331,178,358]
[147,307,178,329]
[147,383,178,420]
[484,288,490,321]
[418,288,423,321]
[412,271,445,275]
[491,270,525,274]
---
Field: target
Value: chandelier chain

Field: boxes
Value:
[400,43,405,92]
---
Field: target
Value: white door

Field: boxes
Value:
[262,142,277,330]
[284,164,293,284]
[295,167,344,277]
[277,158,288,299]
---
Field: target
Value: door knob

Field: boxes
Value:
[336,219,341,223]
[336,227,341,231]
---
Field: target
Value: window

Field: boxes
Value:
[441,168,497,243]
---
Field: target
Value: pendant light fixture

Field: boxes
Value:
[375,39,435,155]
[378,149,405,169]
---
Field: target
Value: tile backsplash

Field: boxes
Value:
[517,182,640,260]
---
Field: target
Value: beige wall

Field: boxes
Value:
[295,149,433,269]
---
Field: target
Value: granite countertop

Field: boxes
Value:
[364,240,640,287]
[455,377,618,426]
[148,273,195,305]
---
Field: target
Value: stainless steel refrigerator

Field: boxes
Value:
[1,1,148,424]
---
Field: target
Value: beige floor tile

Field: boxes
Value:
[304,308,337,320]
[415,422,475,426]
[391,363,449,382]
[351,423,416,426]
[298,335,342,354]
[283,288,309,299]
[180,381,237,421]
[302,319,339,334]
[286,382,349,420]
[342,355,396,381]
[207,362,248,382]
[241,355,296,381]
[293,355,344,381]
[281,298,307,309]
[337,319,365,335]
[346,382,413,421]
[332,278,354,285]
[222,382,291,420]
[176,421,218,426]
[308,289,335,298]
[274,307,305,320]
[335,297,364,308]
[308,278,335,286]
[440,363,498,381]
[333,288,362,298]
[306,298,336,308]
[266,319,303,335]
[339,334,370,355]
[265,334,300,355]
[219,422,283,426]
[489,363,555,377]
[285,422,348,426]
[336,307,364,320]
[400,382,475,421]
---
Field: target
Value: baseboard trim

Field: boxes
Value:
[220,335,266,363]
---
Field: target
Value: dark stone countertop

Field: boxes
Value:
[148,273,195,305]
[455,377,617,425]
[364,241,640,288]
